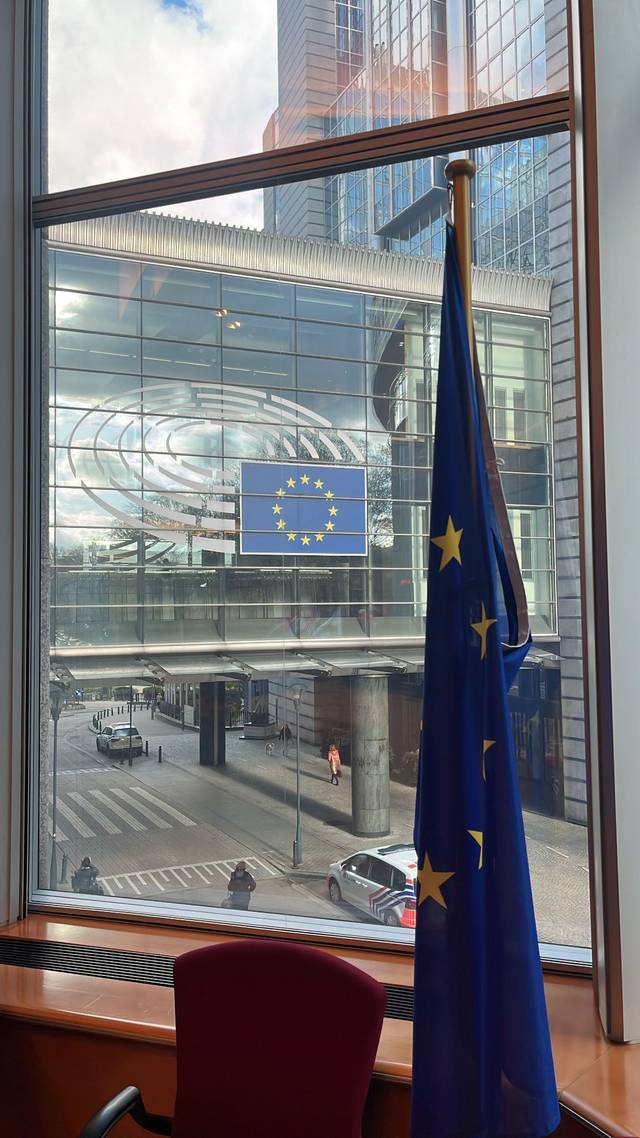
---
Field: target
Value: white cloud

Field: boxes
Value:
[47,0,279,229]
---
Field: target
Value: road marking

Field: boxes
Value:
[55,798,96,839]
[204,861,231,878]
[127,786,197,826]
[61,767,112,775]
[99,855,278,897]
[68,791,121,835]
[90,789,148,832]
[110,787,172,829]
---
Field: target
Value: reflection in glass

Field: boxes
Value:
[41,149,587,951]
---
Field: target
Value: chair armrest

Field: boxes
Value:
[78,1086,172,1137]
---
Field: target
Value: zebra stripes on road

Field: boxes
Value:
[48,785,197,841]
[100,857,278,897]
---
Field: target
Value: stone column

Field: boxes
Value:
[350,676,390,837]
[199,681,225,767]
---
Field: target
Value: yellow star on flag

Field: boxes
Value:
[325,521,335,531]
[468,830,484,869]
[301,534,311,546]
[417,851,454,909]
[276,519,286,530]
[431,515,463,571]
[286,478,296,488]
[325,490,334,499]
[272,503,282,515]
[315,532,324,542]
[482,739,495,781]
[471,603,497,660]
[314,479,324,488]
[287,532,297,542]
[300,474,310,485]
[328,505,338,516]
[276,488,285,497]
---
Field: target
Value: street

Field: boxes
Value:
[47,703,591,945]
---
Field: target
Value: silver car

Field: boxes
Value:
[96,723,143,759]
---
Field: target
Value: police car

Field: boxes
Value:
[327,843,418,928]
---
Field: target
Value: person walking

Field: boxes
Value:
[327,742,342,786]
[226,861,256,910]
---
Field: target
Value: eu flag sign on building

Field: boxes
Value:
[411,225,559,1138]
[240,462,367,556]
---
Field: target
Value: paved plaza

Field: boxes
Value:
[47,702,590,947]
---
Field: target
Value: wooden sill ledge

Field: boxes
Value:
[0,916,639,1136]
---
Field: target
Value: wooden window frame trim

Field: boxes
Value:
[33,92,570,226]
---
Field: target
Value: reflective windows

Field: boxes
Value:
[40,144,587,952]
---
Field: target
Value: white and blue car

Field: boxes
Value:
[327,843,418,928]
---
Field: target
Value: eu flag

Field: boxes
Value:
[240,461,367,556]
[412,225,559,1138]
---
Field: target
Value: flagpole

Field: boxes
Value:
[444,158,477,356]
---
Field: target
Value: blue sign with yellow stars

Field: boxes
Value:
[239,462,367,556]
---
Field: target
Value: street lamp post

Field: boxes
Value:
[129,683,134,767]
[49,680,67,891]
[290,684,304,868]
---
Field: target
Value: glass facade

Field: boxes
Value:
[39,3,586,954]
[49,246,555,651]
[321,1,559,275]
[39,182,589,949]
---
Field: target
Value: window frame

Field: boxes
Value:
[25,0,593,975]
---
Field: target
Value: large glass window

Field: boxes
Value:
[40,138,588,953]
[46,1,568,195]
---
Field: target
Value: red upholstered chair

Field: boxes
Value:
[78,939,387,1138]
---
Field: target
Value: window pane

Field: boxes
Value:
[40,152,588,954]
[142,302,220,345]
[46,1,568,192]
[142,264,220,308]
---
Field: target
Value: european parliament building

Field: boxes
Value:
[48,210,565,834]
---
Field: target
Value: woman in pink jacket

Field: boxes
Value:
[327,743,341,786]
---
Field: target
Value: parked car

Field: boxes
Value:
[96,723,143,758]
[327,843,418,928]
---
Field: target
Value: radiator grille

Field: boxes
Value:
[0,937,414,1021]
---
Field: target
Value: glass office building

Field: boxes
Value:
[263,0,584,830]
[46,210,565,840]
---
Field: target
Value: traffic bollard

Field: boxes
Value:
[145,740,149,755]
[158,745,162,763]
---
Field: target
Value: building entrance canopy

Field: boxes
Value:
[51,645,434,688]
[52,641,558,689]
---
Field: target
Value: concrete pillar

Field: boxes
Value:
[350,676,390,837]
[199,681,225,767]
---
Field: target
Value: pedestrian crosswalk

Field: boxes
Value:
[100,856,278,897]
[48,785,198,841]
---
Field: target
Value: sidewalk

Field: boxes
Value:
[138,720,407,875]
[135,708,590,912]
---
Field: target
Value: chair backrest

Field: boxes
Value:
[171,939,386,1138]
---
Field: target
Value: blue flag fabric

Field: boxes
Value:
[411,225,559,1138]
[240,461,367,556]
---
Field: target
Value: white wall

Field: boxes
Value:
[590,0,640,1040]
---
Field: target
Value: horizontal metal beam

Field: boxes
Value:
[33,92,571,227]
